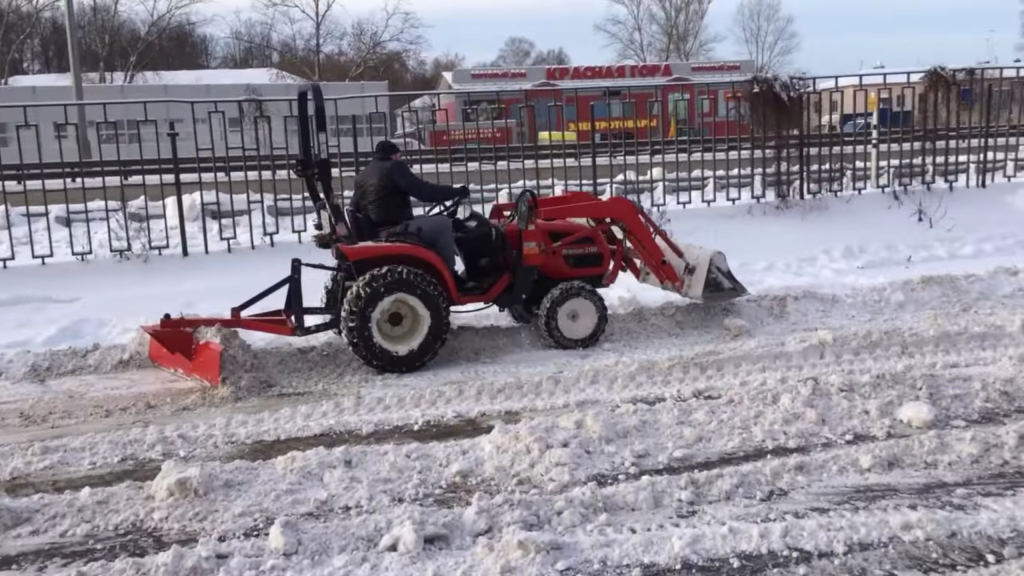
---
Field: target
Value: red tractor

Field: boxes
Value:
[142,84,748,385]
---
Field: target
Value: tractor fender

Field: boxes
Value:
[339,243,459,303]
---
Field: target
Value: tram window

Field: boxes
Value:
[463,100,505,123]
[608,101,636,117]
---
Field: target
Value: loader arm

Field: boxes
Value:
[525,195,749,303]
[533,196,684,288]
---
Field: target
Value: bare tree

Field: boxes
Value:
[488,36,571,67]
[594,0,720,63]
[0,0,58,84]
[73,0,207,83]
[531,47,570,65]
[258,0,342,80]
[730,0,799,74]
[341,0,427,81]
[493,36,536,66]
[218,11,280,68]
[120,0,209,82]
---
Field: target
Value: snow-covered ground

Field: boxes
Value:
[0,180,1023,575]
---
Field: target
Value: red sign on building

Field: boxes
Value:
[545,63,674,82]
[470,69,527,80]
[429,125,513,147]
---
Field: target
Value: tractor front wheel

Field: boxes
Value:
[341,265,451,373]
[536,281,608,350]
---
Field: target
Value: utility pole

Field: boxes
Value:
[63,0,92,160]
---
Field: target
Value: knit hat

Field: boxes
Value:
[373,140,402,159]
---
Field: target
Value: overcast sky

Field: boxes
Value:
[208,0,1017,75]
[365,0,1016,76]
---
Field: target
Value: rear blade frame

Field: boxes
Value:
[145,258,343,335]
[141,258,345,385]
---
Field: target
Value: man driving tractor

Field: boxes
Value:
[351,140,471,282]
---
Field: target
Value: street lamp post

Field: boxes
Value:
[63,0,92,160]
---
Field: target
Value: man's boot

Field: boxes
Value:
[453,270,481,293]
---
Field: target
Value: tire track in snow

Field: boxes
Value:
[0,413,522,497]
[2,318,1020,484]
[13,486,1024,576]
[586,403,1024,490]
[5,472,1024,573]
[575,532,1024,575]
[5,409,1024,573]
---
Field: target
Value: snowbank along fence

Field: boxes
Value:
[2,64,1024,266]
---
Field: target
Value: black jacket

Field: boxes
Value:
[351,158,462,228]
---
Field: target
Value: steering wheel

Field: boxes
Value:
[423,194,465,219]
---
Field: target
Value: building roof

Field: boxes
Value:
[438,61,756,92]
[5,67,306,86]
[812,65,1024,90]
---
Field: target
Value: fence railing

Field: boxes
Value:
[2,65,1023,267]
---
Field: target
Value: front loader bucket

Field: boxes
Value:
[142,326,223,386]
[642,236,749,304]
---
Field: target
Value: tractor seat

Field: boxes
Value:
[344,207,379,242]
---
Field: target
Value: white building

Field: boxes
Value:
[0,68,390,164]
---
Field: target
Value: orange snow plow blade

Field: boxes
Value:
[142,325,224,386]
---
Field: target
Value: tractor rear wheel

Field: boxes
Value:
[341,265,451,373]
[536,281,608,350]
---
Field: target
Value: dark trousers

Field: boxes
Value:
[392,214,457,272]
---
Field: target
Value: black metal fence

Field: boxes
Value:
[2,65,1023,267]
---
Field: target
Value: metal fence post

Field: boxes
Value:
[168,121,189,257]
[869,118,880,189]
[980,83,994,188]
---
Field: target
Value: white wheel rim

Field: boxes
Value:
[369,293,431,355]
[555,297,599,340]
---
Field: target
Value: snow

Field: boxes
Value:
[896,400,938,429]
[0,178,1023,574]
[149,460,207,502]
[3,182,1023,354]
[268,518,300,556]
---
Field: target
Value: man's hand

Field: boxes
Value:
[456,185,471,199]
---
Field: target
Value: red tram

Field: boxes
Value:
[396,60,756,148]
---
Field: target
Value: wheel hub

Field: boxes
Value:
[387,311,404,327]
[370,294,430,355]
[556,297,599,340]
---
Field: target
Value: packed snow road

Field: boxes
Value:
[0,267,1022,575]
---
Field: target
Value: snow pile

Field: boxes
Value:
[897,400,938,429]
[377,520,448,554]
[149,460,207,501]
[461,494,494,538]
[0,337,150,383]
[194,326,276,396]
[268,517,300,555]
[480,408,642,490]
[0,205,18,231]
[160,193,203,224]
[723,317,750,337]
[0,499,31,532]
